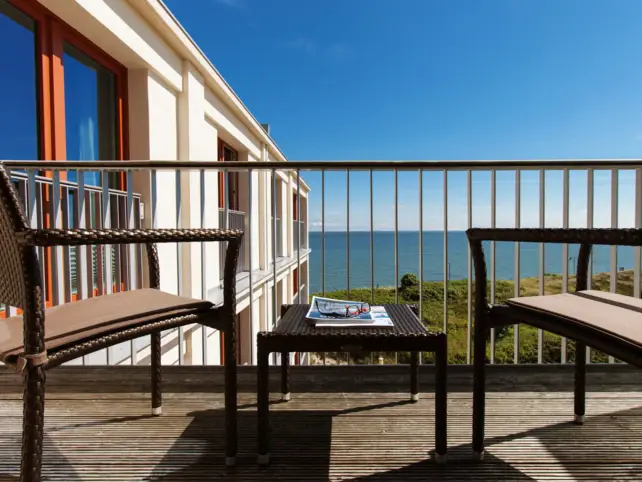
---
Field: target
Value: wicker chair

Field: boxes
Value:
[0,164,244,482]
[468,227,642,461]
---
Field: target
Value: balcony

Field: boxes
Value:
[0,160,641,480]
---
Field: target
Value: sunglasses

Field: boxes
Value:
[315,299,371,318]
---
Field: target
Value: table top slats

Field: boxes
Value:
[271,304,441,338]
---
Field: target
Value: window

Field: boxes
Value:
[0,0,128,164]
[0,0,39,160]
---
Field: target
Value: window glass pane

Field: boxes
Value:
[63,43,117,187]
[0,0,38,160]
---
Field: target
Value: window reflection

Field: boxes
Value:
[63,43,118,187]
[0,0,38,160]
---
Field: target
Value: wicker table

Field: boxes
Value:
[256,303,447,465]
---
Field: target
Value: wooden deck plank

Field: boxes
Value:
[0,391,641,481]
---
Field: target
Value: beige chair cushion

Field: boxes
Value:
[506,290,642,347]
[0,289,213,363]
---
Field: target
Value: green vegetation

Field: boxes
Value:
[311,270,639,365]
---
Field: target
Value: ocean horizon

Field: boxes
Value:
[308,230,636,294]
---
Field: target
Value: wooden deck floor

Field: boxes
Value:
[1,388,641,481]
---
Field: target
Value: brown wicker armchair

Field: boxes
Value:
[468,227,642,462]
[0,164,244,481]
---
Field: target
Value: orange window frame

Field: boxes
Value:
[2,0,129,311]
[217,139,239,211]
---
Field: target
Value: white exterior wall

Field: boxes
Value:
[35,0,311,366]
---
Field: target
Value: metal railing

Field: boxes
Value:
[218,208,246,280]
[3,159,640,368]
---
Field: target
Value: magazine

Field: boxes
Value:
[306,296,393,328]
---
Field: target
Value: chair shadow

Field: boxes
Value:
[146,399,537,481]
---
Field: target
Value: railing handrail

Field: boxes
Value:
[10,170,143,198]
[4,159,642,172]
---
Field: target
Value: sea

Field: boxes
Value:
[308,231,636,294]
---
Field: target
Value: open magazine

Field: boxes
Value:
[306,296,393,328]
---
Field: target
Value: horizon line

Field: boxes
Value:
[308,229,470,233]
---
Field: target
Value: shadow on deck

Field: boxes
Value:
[0,365,641,481]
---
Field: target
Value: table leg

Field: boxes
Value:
[281,351,290,401]
[257,343,270,465]
[410,351,419,402]
[435,336,448,464]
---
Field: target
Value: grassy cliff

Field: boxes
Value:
[311,270,639,364]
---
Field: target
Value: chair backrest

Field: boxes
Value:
[0,163,30,309]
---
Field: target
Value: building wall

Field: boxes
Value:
[11,0,311,366]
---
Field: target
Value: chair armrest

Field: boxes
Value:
[466,228,642,247]
[17,228,243,247]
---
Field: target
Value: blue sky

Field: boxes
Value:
[164,0,642,231]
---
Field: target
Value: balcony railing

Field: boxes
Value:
[9,171,143,304]
[218,208,246,280]
[2,159,641,368]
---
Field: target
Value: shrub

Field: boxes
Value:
[400,273,418,290]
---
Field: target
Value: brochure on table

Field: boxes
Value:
[306,296,393,328]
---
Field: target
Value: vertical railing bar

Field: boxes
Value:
[320,170,326,368]
[561,168,570,364]
[608,169,618,364]
[513,169,521,365]
[51,172,65,307]
[370,169,374,304]
[586,168,594,364]
[418,169,423,364]
[248,166,254,365]
[102,171,113,365]
[94,192,104,298]
[126,171,137,290]
[76,172,88,307]
[634,168,642,299]
[25,173,40,322]
[346,170,350,296]
[272,169,277,333]
[113,194,122,293]
[36,182,46,293]
[175,170,184,365]
[200,169,208,366]
[443,170,448,334]
[149,170,158,368]
[466,169,473,364]
[394,169,399,305]
[537,169,545,365]
[61,187,72,304]
[125,171,137,364]
[297,170,301,307]
[321,169,325,297]
[489,170,496,364]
